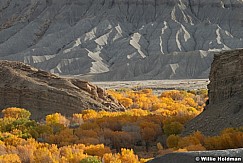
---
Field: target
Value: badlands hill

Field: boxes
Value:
[0,60,125,119]
[0,0,243,80]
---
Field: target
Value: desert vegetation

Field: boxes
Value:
[0,89,242,162]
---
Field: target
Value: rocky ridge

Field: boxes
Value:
[0,60,125,119]
[183,49,243,136]
[0,0,243,80]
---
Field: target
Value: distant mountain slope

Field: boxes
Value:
[0,0,243,80]
[0,60,125,119]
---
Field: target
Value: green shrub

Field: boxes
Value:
[80,156,102,163]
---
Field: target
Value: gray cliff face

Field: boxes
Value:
[0,60,125,119]
[208,49,243,105]
[0,0,243,80]
[183,49,243,136]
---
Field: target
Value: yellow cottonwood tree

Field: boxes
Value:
[46,113,70,127]
[2,107,31,119]
[0,154,21,163]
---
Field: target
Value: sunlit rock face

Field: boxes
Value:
[0,0,243,80]
[183,49,243,136]
[0,60,125,119]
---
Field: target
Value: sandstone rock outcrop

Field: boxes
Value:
[0,60,125,119]
[0,0,243,80]
[183,49,243,136]
[208,49,243,105]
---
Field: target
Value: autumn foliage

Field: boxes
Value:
[165,128,243,152]
[2,107,31,119]
[0,89,242,162]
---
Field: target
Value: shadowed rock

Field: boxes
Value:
[183,49,243,136]
[148,148,243,163]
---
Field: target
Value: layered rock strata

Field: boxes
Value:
[0,60,125,119]
[208,49,243,104]
[183,49,243,136]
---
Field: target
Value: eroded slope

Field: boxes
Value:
[0,0,243,80]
